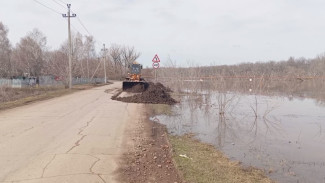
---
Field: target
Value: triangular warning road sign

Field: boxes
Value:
[152,54,160,62]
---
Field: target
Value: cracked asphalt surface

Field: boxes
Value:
[0,82,141,183]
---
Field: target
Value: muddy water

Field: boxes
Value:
[156,91,325,183]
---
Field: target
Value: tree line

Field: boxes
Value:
[145,54,325,81]
[2,20,324,85]
[0,21,140,85]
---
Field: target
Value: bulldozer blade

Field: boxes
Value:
[122,81,148,92]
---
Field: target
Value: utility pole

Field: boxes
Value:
[62,4,76,89]
[101,44,108,84]
[87,55,90,83]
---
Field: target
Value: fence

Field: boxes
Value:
[0,76,106,88]
[0,79,11,87]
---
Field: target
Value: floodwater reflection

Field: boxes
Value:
[156,90,325,183]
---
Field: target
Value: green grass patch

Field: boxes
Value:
[169,135,274,183]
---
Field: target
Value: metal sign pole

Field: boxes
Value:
[155,69,157,82]
[152,54,160,83]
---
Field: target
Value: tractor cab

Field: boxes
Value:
[130,64,142,75]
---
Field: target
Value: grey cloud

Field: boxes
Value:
[0,0,325,67]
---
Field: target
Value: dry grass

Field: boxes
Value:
[0,84,107,111]
[169,135,274,183]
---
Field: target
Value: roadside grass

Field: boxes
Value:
[0,84,107,111]
[169,135,274,183]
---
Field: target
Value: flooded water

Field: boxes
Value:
[155,80,325,183]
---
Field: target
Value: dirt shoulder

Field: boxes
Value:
[116,104,182,183]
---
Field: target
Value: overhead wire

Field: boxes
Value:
[53,0,102,46]
[57,0,67,5]
[32,0,80,38]
[69,10,105,49]
[33,0,104,51]
[52,0,95,39]
[51,0,66,9]
[33,0,62,15]
[75,16,92,36]
[70,23,79,33]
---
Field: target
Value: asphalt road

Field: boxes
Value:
[0,82,140,183]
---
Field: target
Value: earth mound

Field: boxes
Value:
[123,83,148,93]
[113,82,177,105]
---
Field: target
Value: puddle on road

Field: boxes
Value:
[156,91,325,183]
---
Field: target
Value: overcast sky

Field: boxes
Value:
[1,0,325,67]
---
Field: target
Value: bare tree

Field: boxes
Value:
[45,50,69,86]
[109,44,122,78]
[0,22,12,78]
[12,29,47,77]
[121,46,140,74]
[72,32,84,77]
[83,35,96,79]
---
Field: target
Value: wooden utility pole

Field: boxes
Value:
[84,47,89,83]
[62,4,76,89]
[101,44,108,84]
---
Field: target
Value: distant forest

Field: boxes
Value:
[144,56,325,80]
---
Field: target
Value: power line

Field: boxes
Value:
[76,16,92,36]
[51,0,66,9]
[70,23,79,33]
[53,1,96,42]
[34,0,104,52]
[33,0,81,33]
[46,1,91,36]
[68,8,93,37]
[57,0,67,5]
[33,0,62,15]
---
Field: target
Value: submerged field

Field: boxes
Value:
[153,78,325,183]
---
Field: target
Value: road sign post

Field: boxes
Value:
[152,54,160,62]
[152,54,160,82]
[152,62,160,69]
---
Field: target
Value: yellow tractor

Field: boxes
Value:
[122,62,148,91]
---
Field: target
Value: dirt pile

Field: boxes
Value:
[113,82,177,105]
[123,83,148,93]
